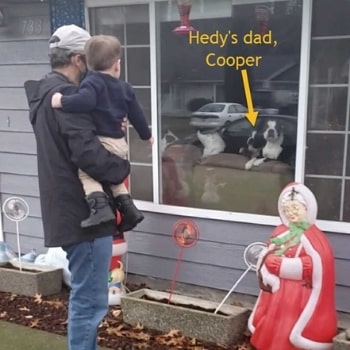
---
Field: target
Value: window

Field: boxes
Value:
[158,0,302,216]
[89,4,153,201]
[306,0,350,221]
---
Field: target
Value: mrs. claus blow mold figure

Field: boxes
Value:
[248,182,337,350]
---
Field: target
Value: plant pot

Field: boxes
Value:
[334,330,350,350]
[121,288,250,346]
[0,262,62,296]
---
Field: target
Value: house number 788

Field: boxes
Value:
[22,19,43,35]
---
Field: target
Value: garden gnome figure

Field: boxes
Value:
[248,182,337,350]
[108,261,126,305]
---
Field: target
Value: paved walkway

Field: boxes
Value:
[0,321,111,350]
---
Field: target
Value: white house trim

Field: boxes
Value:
[0,205,4,242]
[294,0,312,183]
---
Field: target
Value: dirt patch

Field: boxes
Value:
[141,295,229,316]
[0,284,253,349]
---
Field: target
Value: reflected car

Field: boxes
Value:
[189,102,248,129]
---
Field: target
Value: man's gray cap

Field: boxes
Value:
[49,24,91,54]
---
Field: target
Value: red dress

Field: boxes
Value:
[248,224,337,350]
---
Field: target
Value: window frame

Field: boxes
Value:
[86,0,350,234]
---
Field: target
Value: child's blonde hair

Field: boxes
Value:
[84,34,121,71]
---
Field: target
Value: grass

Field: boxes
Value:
[0,321,111,350]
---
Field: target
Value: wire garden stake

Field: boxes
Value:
[2,197,30,271]
[214,241,266,314]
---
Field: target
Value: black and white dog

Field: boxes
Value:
[245,120,284,170]
[239,130,265,160]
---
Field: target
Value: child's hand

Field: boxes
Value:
[120,117,128,132]
[148,137,154,145]
[51,92,63,108]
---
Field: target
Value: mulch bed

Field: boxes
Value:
[0,283,253,350]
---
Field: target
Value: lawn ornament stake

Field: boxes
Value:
[214,241,266,314]
[168,220,199,303]
[173,0,196,35]
[248,182,337,350]
[2,197,30,271]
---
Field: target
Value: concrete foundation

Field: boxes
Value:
[0,263,62,296]
[121,288,250,346]
[334,331,350,350]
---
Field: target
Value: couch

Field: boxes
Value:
[161,144,293,216]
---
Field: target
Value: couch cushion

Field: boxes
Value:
[199,153,291,174]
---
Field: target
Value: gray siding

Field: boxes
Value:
[128,212,350,313]
[0,2,49,253]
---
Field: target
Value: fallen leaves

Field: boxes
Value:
[43,299,65,309]
[19,306,30,312]
[30,318,40,328]
[155,328,186,347]
[34,293,43,304]
[0,288,252,350]
[111,309,122,318]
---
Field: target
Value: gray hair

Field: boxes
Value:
[49,47,75,69]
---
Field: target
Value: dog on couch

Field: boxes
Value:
[197,129,226,157]
[239,130,265,160]
[244,120,284,170]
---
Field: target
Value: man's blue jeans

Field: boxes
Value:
[63,235,113,350]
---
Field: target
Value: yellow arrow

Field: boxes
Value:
[241,69,259,127]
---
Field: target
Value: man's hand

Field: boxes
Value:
[52,92,63,108]
[148,136,155,145]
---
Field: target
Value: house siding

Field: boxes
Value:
[0,0,349,315]
[0,1,50,253]
[128,212,350,313]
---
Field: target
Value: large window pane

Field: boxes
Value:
[127,47,150,86]
[307,87,347,131]
[157,0,301,215]
[130,164,153,201]
[305,177,342,221]
[89,7,125,44]
[134,88,151,124]
[312,0,350,37]
[309,39,350,85]
[305,134,344,176]
[129,127,153,164]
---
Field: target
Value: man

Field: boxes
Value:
[24,24,130,350]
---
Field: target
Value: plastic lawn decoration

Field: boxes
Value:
[168,219,199,303]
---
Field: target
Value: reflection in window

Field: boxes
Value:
[158,0,302,216]
[198,103,226,113]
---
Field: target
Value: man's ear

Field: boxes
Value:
[71,54,85,66]
[70,54,79,66]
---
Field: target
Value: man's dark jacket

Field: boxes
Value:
[24,72,130,247]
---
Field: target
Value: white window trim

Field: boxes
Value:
[85,0,350,234]
[0,208,4,241]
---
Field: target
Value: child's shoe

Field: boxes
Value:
[81,191,115,228]
[114,194,144,232]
